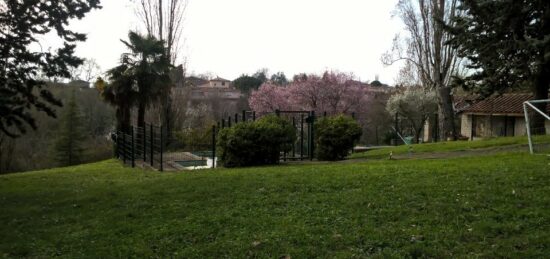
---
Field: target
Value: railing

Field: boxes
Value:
[114,123,218,171]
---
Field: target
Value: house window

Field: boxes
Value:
[222,82,225,86]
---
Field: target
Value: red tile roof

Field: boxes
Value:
[459,93,550,115]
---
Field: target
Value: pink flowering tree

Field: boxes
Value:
[248,83,293,114]
[249,71,371,115]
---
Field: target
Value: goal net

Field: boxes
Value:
[523,99,550,154]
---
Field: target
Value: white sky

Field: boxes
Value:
[44,0,404,84]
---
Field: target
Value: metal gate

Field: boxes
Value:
[275,110,315,161]
[114,123,217,171]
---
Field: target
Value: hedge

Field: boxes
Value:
[216,115,296,167]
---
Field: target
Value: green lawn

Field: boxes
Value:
[352,135,550,160]
[1,147,550,257]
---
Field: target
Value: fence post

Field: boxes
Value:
[115,131,120,159]
[212,125,216,168]
[310,111,315,161]
[275,109,280,117]
[150,124,154,167]
[253,111,256,121]
[300,114,304,161]
[131,127,135,168]
[159,125,163,172]
[228,116,232,127]
[142,125,146,161]
[351,112,356,119]
[292,116,296,158]
[242,110,246,122]
[235,113,239,123]
[123,130,126,164]
[323,111,327,117]
[221,119,225,129]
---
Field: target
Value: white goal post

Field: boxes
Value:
[523,99,550,154]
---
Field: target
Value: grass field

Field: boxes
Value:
[351,135,550,160]
[1,139,550,257]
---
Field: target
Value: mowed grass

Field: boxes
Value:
[1,153,550,257]
[351,135,550,159]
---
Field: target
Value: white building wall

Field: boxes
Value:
[515,117,527,136]
[461,114,472,139]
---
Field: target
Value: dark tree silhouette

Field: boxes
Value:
[0,0,101,137]
[448,0,550,134]
[101,31,171,131]
[53,91,86,167]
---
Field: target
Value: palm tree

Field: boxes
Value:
[122,31,172,128]
[101,31,172,131]
[100,67,136,132]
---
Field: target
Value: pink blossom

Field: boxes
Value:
[248,83,292,113]
[249,71,371,115]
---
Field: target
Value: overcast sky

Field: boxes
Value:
[47,0,404,84]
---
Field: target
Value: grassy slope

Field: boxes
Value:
[1,150,550,257]
[351,135,550,159]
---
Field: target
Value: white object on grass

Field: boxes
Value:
[523,99,550,154]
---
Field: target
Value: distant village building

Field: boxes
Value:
[173,76,245,119]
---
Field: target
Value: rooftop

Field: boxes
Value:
[458,93,550,115]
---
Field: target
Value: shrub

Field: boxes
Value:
[315,115,362,161]
[217,115,296,167]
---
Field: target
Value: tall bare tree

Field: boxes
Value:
[70,58,101,82]
[135,0,187,64]
[134,0,187,140]
[383,0,462,140]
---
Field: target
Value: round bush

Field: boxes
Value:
[217,115,296,167]
[314,115,362,161]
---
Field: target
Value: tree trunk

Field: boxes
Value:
[115,108,124,132]
[122,106,131,133]
[438,86,457,140]
[162,95,173,143]
[531,64,550,135]
[137,102,146,128]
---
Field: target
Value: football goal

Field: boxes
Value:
[523,99,550,154]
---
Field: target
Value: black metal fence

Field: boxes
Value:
[115,123,217,171]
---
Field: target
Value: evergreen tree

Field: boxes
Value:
[270,72,289,86]
[53,92,86,167]
[0,0,101,137]
[233,75,263,93]
[448,0,550,133]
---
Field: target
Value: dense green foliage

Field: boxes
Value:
[102,31,171,131]
[270,72,289,86]
[448,0,550,132]
[53,92,86,167]
[0,0,100,137]
[0,83,115,174]
[449,0,550,96]
[315,115,362,160]
[1,148,550,257]
[217,115,296,167]
[232,75,264,93]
